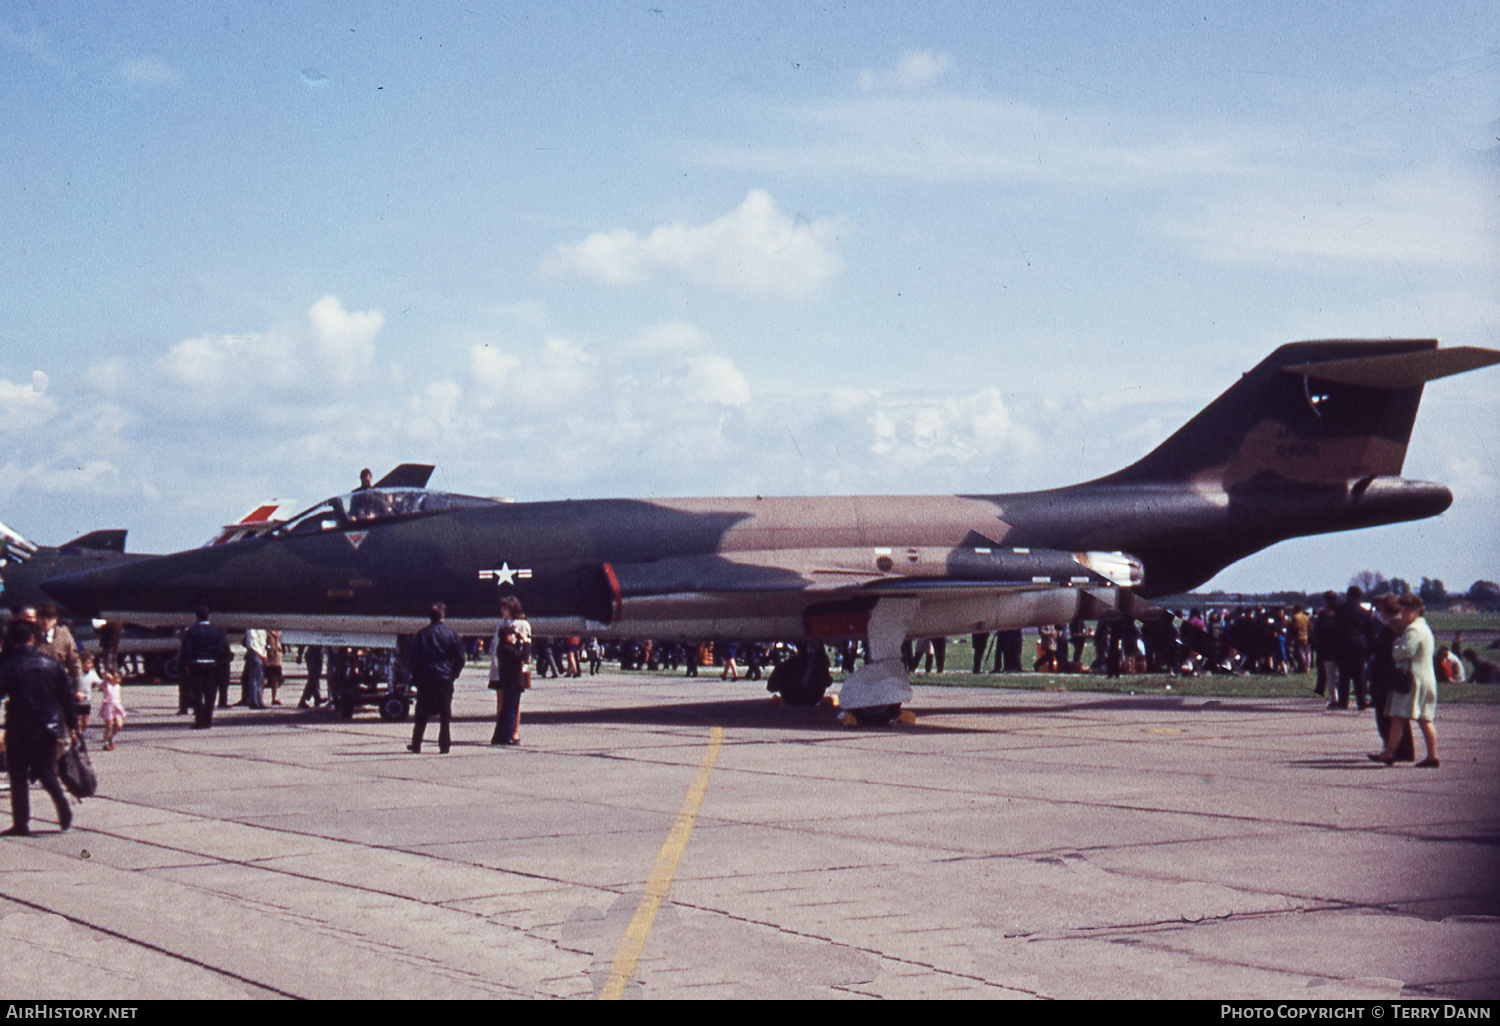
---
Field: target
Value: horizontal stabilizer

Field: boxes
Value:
[1281,345,1500,389]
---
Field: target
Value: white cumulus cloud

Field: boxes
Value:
[470,345,521,392]
[859,50,952,92]
[404,381,464,443]
[0,378,56,433]
[466,321,751,418]
[679,354,750,407]
[542,190,846,300]
[309,295,384,385]
[160,296,385,398]
[162,331,292,391]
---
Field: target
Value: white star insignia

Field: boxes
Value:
[479,562,532,586]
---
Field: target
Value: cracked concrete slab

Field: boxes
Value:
[0,672,1494,998]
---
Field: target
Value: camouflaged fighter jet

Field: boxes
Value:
[40,339,1500,720]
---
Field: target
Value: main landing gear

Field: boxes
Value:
[766,652,909,726]
[834,597,919,726]
[763,599,920,725]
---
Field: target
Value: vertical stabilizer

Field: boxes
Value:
[1103,339,1453,488]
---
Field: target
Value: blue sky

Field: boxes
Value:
[1,2,1496,594]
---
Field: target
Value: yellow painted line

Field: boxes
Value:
[598,724,724,1000]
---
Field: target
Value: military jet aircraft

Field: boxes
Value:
[41,339,1500,721]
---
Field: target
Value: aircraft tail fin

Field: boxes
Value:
[204,500,301,547]
[59,529,128,553]
[1103,340,1500,488]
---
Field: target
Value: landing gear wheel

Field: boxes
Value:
[849,703,902,726]
[768,651,832,706]
[377,696,408,721]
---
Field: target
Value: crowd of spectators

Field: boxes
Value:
[550,592,1493,689]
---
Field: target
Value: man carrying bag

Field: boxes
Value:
[0,620,78,835]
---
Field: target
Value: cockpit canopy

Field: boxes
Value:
[277,488,496,536]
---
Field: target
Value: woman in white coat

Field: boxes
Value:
[1369,594,1439,768]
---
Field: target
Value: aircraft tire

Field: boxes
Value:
[378,695,408,721]
[849,703,902,726]
[768,652,831,706]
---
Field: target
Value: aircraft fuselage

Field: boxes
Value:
[39,474,1450,641]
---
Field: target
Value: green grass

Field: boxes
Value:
[896,618,1500,703]
[901,669,1500,704]
[1425,611,1500,637]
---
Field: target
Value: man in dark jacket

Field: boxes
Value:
[179,604,231,730]
[1334,586,1374,710]
[1,620,78,835]
[1313,590,1341,698]
[406,603,467,754]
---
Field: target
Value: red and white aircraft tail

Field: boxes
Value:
[205,500,300,547]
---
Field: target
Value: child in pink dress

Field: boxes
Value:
[95,665,126,750]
